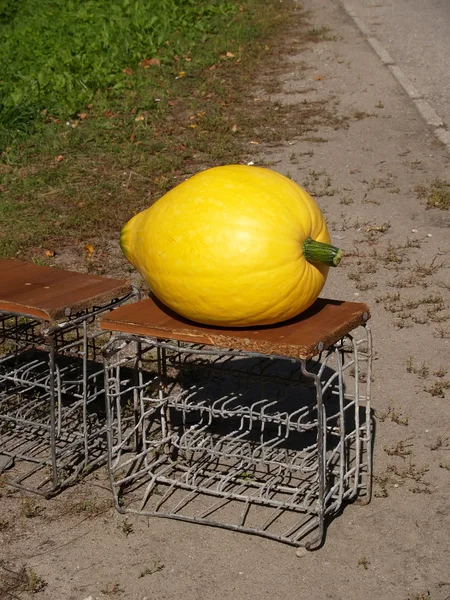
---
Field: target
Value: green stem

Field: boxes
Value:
[302,237,343,267]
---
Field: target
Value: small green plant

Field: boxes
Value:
[0,518,9,531]
[425,180,450,210]
[20,498,42,518]
[424,380,450,398]
[357,556,370,570]
[383,439,413,458]
[139,560,165,577]
[100,582,124,596]
[119,518,134,536]
[407,592,431,600]
[0,562,47,595]
[304,26,335,43]
[375,406,408,426]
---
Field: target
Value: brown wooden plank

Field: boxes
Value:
[0,259,133,322]
[100,296,370,360]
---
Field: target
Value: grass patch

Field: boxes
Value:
[0,562,47,596]
[416,179,450,210]
[0,0,240,146]
[0,0,341,269]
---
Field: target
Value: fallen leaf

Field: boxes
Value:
[129,133,135,143]
[209,64,216,71]
[314,74,324,81]
[139,58,160,68]
[189,124,197,129]
[122,67,134,75]
[78,112,87,120]
[226,51,235,58]
[231,124,238,132]
[184,56,192,62]
[168,100,178,106]
[178,71,186,78]
[44,249,55,257]
[250,141,259,145]
[135,115,145,121]
[55,155,64,162]
[84,244,95,259]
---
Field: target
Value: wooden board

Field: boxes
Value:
[0,259,133,323]
[101,296,370,360]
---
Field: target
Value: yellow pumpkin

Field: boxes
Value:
[120,165,341,327]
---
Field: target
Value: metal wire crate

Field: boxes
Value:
[102,298,372,550]
[0,259,136,496]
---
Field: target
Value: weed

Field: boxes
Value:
[303,169,336,197]
[340,195,354,205]
[407,592,431,600]
[375,406,409,426]
[119,518,134,536]
[20,497,43,518]
[440,462,450,471]
[383,439,413,458]
[406,358,430,379]
[429,436,449,451]
[373,473,389,498]
[386,461,430,486]
[72,498,112,515]
[139,560,165,577]
[0,562,47,596]
[356,281,377,291]
[304,26,335,43]
[433,326,450,339]
[424,380,450,398]
[348,272,361,282]
[357,556,370,570]
[419,179,450,210]
[415,256,446,277]
[101,582,124,596]
[0,518,9,531]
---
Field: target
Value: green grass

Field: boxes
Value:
[0,0,238,147]
[416,179,450,210]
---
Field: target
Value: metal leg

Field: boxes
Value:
[104,330,373,549]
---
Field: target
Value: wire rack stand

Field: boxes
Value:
[0,259,135,496]
[102,297,373,550]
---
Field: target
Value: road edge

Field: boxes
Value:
[337,0,450,155]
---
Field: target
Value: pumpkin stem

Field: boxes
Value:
[303,237,343,267]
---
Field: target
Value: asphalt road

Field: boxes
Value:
[340,0,450,130]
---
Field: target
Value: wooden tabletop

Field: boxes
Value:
[100,296,370,360]
[0,259,133,322]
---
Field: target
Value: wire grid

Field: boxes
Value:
[0,294,134,496]
[104,326,372,549]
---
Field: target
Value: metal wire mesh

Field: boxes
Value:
[104,327,372,549]
[0,295,134,496]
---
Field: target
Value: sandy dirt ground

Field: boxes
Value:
[1,0,449,599]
